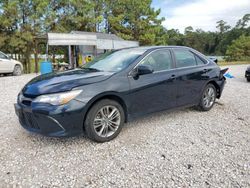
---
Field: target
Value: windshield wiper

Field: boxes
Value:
[81,67,101,72]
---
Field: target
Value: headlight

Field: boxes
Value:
[33,90,82,105]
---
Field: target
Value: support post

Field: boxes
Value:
[34,39,38,73]
[93,45,97,57]
[45,43,49,61]
[68,45,72,68]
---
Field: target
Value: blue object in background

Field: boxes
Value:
[224,72,235,78]
[40,61,52,74]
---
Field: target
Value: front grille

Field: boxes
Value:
[20,112,40,130]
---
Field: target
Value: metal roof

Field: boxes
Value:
[47,31,139,49]
[71,31,124,41]
[47,33,97,46]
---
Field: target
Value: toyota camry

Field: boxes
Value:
[15,46,227,142]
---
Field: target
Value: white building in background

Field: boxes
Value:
[47,31,139,67]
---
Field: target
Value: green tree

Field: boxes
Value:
[166,29,184,45]
[155,25,169,45]
[184,26,193,34]
[215,20,231,55]
[0,0,50,72]
[105,0,164,45]
[226,35,250,61]
[216,20,231,34]
[0,0,19,54]
[236,14,250,28]
[0,1,249,73]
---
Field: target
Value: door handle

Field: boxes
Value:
[203,69,208,73]
[169,74,176,80]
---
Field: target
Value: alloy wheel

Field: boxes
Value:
[203,87,215,108]
[14,66,22,75]
[93,105,121,138]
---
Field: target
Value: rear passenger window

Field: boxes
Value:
[173,49,197,68]
[195,55,206,65]
[140,50,173,72]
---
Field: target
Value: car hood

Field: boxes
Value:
[22,69,114,97]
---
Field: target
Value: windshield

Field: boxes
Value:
[0,51,9,59]
[81,48,146,72]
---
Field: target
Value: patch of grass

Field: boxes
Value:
[218,61,250,66]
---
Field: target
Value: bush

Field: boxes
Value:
[226,35,250,61]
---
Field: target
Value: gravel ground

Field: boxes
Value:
[0,64,249,187]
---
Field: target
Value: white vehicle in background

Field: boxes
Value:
[0,51,23,76]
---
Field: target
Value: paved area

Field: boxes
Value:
[0,65,249,187]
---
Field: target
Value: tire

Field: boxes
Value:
[247,78,250,82]
[84,99,125,142]
[197,84,216,111]
[13,65,22,76]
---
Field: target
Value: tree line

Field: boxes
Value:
[0,0,249,73]
[170,16,250,61]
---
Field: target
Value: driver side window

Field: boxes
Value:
[140,49,173,72]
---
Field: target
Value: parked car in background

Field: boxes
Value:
[0,51,23,76]
[246,66,250,82]
[15,46,227,142]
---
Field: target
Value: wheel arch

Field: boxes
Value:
[14,63,21,68]
[83,92,128,130]
[206,80,221,98]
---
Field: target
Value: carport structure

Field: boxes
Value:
[47,31,139,68]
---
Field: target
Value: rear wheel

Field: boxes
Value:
[84,99,125,142]
[13,65,22,76]
[197,84,216,111]
[247,78,250,82]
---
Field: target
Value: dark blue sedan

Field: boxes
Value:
[15,46,227,142]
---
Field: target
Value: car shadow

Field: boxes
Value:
[23,103,222,146]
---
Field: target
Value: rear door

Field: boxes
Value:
[128,49,177,117]
[172,48,210,107]
[0,52,13,73]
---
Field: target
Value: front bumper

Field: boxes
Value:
[245,70,250,78]
[14,100,87,137]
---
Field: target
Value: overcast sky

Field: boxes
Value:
[152,0,250,33]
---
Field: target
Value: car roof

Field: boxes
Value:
[129,46,210,62]
[123,46,192,51]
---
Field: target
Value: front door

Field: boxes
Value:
[0,52,12,73]
[128,49,177,117]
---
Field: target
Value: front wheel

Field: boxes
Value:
[13,65,22,76]
[84,99,125,142]
[247,78,250,82]
[197,84,216,111]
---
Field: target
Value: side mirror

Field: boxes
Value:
[137,65,154,75]
[131,65,154,79]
